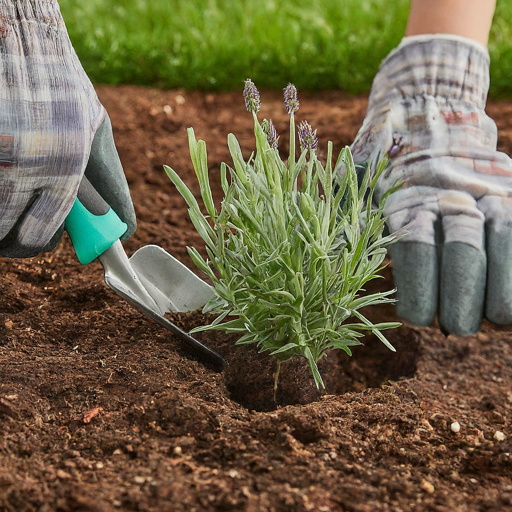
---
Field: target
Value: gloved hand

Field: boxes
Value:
[0,0,135,259]
[350,35,512,335]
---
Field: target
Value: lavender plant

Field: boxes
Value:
[164,79,400,389]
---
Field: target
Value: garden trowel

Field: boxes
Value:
[64,176,226,371]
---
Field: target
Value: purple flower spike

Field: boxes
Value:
[283,83,299,114]
[243,78,261,114]
[298,120,318,152]
[262,119,279,149]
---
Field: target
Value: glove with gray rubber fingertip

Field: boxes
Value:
[82,113,136,243]
[0,0,135,259]
[37,113,137,254]
[350,34,512,335]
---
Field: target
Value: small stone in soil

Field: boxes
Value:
[494,431,506,442]
[451,421,461,433]
[420,480,435,494]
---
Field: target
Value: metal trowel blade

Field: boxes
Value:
[129,245,214,313]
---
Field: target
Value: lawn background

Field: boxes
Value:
[60,0,512,97]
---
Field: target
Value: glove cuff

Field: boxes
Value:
[369,34,490,111]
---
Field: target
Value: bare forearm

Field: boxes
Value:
[405,0,496,46]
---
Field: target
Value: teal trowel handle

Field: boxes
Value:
[65,176,128,265]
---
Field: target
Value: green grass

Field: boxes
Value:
[489,1,512,98]
[60,0,512,97]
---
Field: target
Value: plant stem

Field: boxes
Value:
[273,361,282,403]
[289,113,296,191]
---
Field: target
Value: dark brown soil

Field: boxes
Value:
[1,86,511,512]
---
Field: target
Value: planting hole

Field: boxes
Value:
[170,267,421,412]
[172,295,421,413]
[220,324,420,412]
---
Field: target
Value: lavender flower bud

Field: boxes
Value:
[262,118,279,149]
[298,120,318,152]
[243,78,261,114]
[283,83,299,114]
[389,133,403,158]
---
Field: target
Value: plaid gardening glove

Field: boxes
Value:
[350,35,512,335]
[0,0,135,259]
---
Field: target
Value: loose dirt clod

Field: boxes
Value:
[83,406,104,424]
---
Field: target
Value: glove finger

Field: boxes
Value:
[384,189,442,326]
[85,114,136,241]
[40,224,65,254]
[439,195,486,335]
[439,242,486,335]
[486,228,512,323]
[0,189,68,258]
[389,241,439,326]
[479,196,512,324]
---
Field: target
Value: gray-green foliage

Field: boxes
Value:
[164,89,400,389]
